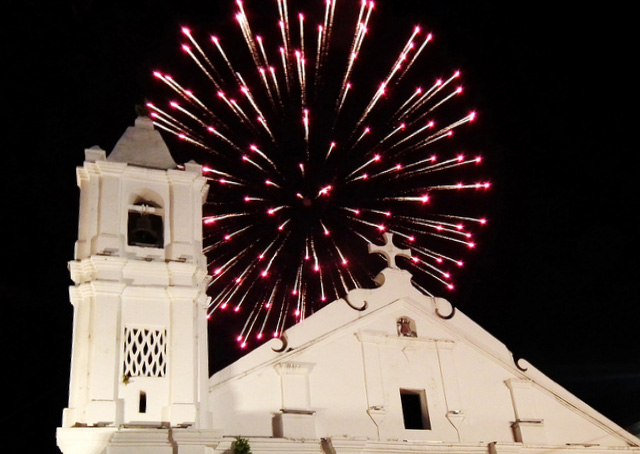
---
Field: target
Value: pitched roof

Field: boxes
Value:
[107,116,177,170]
[210,264,640,447]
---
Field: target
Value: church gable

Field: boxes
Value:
[209,241,639,448]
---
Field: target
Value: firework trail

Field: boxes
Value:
[150,0,489,350]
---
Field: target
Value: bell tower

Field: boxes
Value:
[58,117,214,452]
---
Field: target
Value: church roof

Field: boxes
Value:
[209,235,640,447]
[107,116,177,169]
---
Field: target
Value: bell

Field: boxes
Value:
[129,213,162,247]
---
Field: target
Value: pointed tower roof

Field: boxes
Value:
[107,116,177,169]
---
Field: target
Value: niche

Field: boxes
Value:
[397,316,417,337]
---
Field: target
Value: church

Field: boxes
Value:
[56,117,640,453]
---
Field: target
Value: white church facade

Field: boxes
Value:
[57,117,640,453]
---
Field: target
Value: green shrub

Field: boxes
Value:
[233,437,252,454]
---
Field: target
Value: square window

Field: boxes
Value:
[400,389,431,430]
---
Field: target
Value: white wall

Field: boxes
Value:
[209,281,638,447]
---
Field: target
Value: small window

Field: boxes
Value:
[139,391,147,413]
[400,389,431,430]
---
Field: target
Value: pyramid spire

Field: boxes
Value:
[107,116,177,169]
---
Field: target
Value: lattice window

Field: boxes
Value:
[123,327,167,378]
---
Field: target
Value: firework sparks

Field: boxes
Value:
[150,0,489,350]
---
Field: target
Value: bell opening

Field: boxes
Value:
[128,210,164,248]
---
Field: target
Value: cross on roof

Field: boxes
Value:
[368,232,412,269]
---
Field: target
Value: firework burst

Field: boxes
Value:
[149,0,489,350]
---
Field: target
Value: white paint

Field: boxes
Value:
[58,118,216,454]
[209,262,640,449]
[57,118,640,454]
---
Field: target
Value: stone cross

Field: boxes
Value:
[368,232,412,269]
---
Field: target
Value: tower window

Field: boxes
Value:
[139,391,147,413]
[127,202,164,248]
[400,389,431,430]
[123,327,167,378]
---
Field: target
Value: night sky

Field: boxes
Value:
[4,1,639,452]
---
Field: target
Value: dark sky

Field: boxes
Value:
[4,1,639,452]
